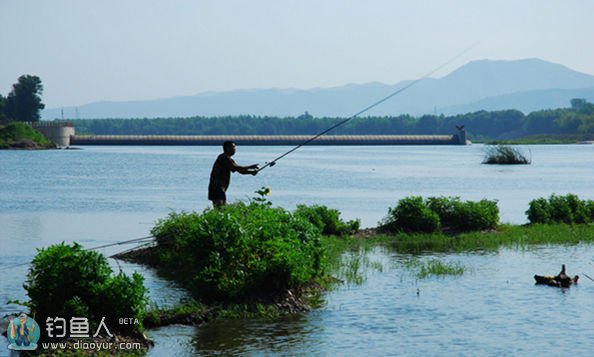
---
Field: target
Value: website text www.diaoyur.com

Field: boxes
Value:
[41,340,143,351]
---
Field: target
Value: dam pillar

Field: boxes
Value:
[31,122,75,147]
[454,126,468,145]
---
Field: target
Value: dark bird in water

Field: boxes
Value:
[455,125,465,131]
[534,264,579,288]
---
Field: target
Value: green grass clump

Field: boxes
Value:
[381,196,499,233]
[24,242,148,337]
[150,202,323,302]
[527,194,594,224]
[482,144,530,164]
[404,258,465,279]
[0,121,54,149]
[385,224,594,254]
[294,204,360,236]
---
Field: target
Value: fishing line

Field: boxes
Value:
[257,41,480,172]
[0,236,156,271]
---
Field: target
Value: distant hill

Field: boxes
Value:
[42,58,594,119]
[441,86,594,115]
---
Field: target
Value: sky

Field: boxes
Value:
[1,0,593,109]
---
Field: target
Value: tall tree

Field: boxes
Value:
[0,94,6,122]
[5,75,45,122]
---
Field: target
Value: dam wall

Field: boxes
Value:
[71,133,469,146]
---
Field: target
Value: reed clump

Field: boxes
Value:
[404,258,465,279]
[482,144,530,165]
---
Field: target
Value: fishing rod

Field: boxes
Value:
[257,41,479,172]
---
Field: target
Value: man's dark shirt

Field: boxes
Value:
[208,153,237,200]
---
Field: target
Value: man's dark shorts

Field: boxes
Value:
[208,186,226,202]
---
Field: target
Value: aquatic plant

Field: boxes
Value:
[24,242,147,336]
[294,204,360,236]
[526,193,593,224]
[384,224,594,254]
[482,144,530,165]
[151,202,323,302]
[404,258,465,279]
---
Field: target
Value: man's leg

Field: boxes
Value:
[212,199,225,207]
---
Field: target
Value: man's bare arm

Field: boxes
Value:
[230,162,259,175]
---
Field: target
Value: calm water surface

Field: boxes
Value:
[1,145,593,356]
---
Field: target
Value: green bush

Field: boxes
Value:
[427,196,459,227]
[382,196,499,233]
[24,242,147,336]
[294,204,360,236]
[527,197,552,223]
[527,194,593,224]
[382,196,441,233]
[449,199,499,232]
[0,121,54,148]
[151,202,323,302]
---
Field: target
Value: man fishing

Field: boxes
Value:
[208,141,259,206]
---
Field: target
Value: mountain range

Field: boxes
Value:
[42,58,594,119]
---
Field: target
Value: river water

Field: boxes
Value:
[1,144,593,356]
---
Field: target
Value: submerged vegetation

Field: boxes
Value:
[482,144,531,165]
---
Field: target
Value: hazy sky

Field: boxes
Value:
[1,0,593,109]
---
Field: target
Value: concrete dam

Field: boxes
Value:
[70,133,469,146]
[32,122,470,146]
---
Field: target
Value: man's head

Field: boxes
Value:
[223,141,236,156]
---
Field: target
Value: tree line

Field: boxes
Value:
[0,75,45,123]
[71,99,594,140]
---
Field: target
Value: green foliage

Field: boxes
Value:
[382,196,499,233]
[3,75,45,122]
[252,186,272,206]
[527,194,594,224]
[150,203,324,302]
[450,199,499,232]
[385,224,594,254]
[0,121,54,149]
[482,145,530,164]
[294,204,360,236]
[24,242,148,336]
[382,196,441,233]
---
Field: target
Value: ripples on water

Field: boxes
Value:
[1,145,594,355]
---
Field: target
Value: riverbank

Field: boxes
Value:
[0,121,55,149]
